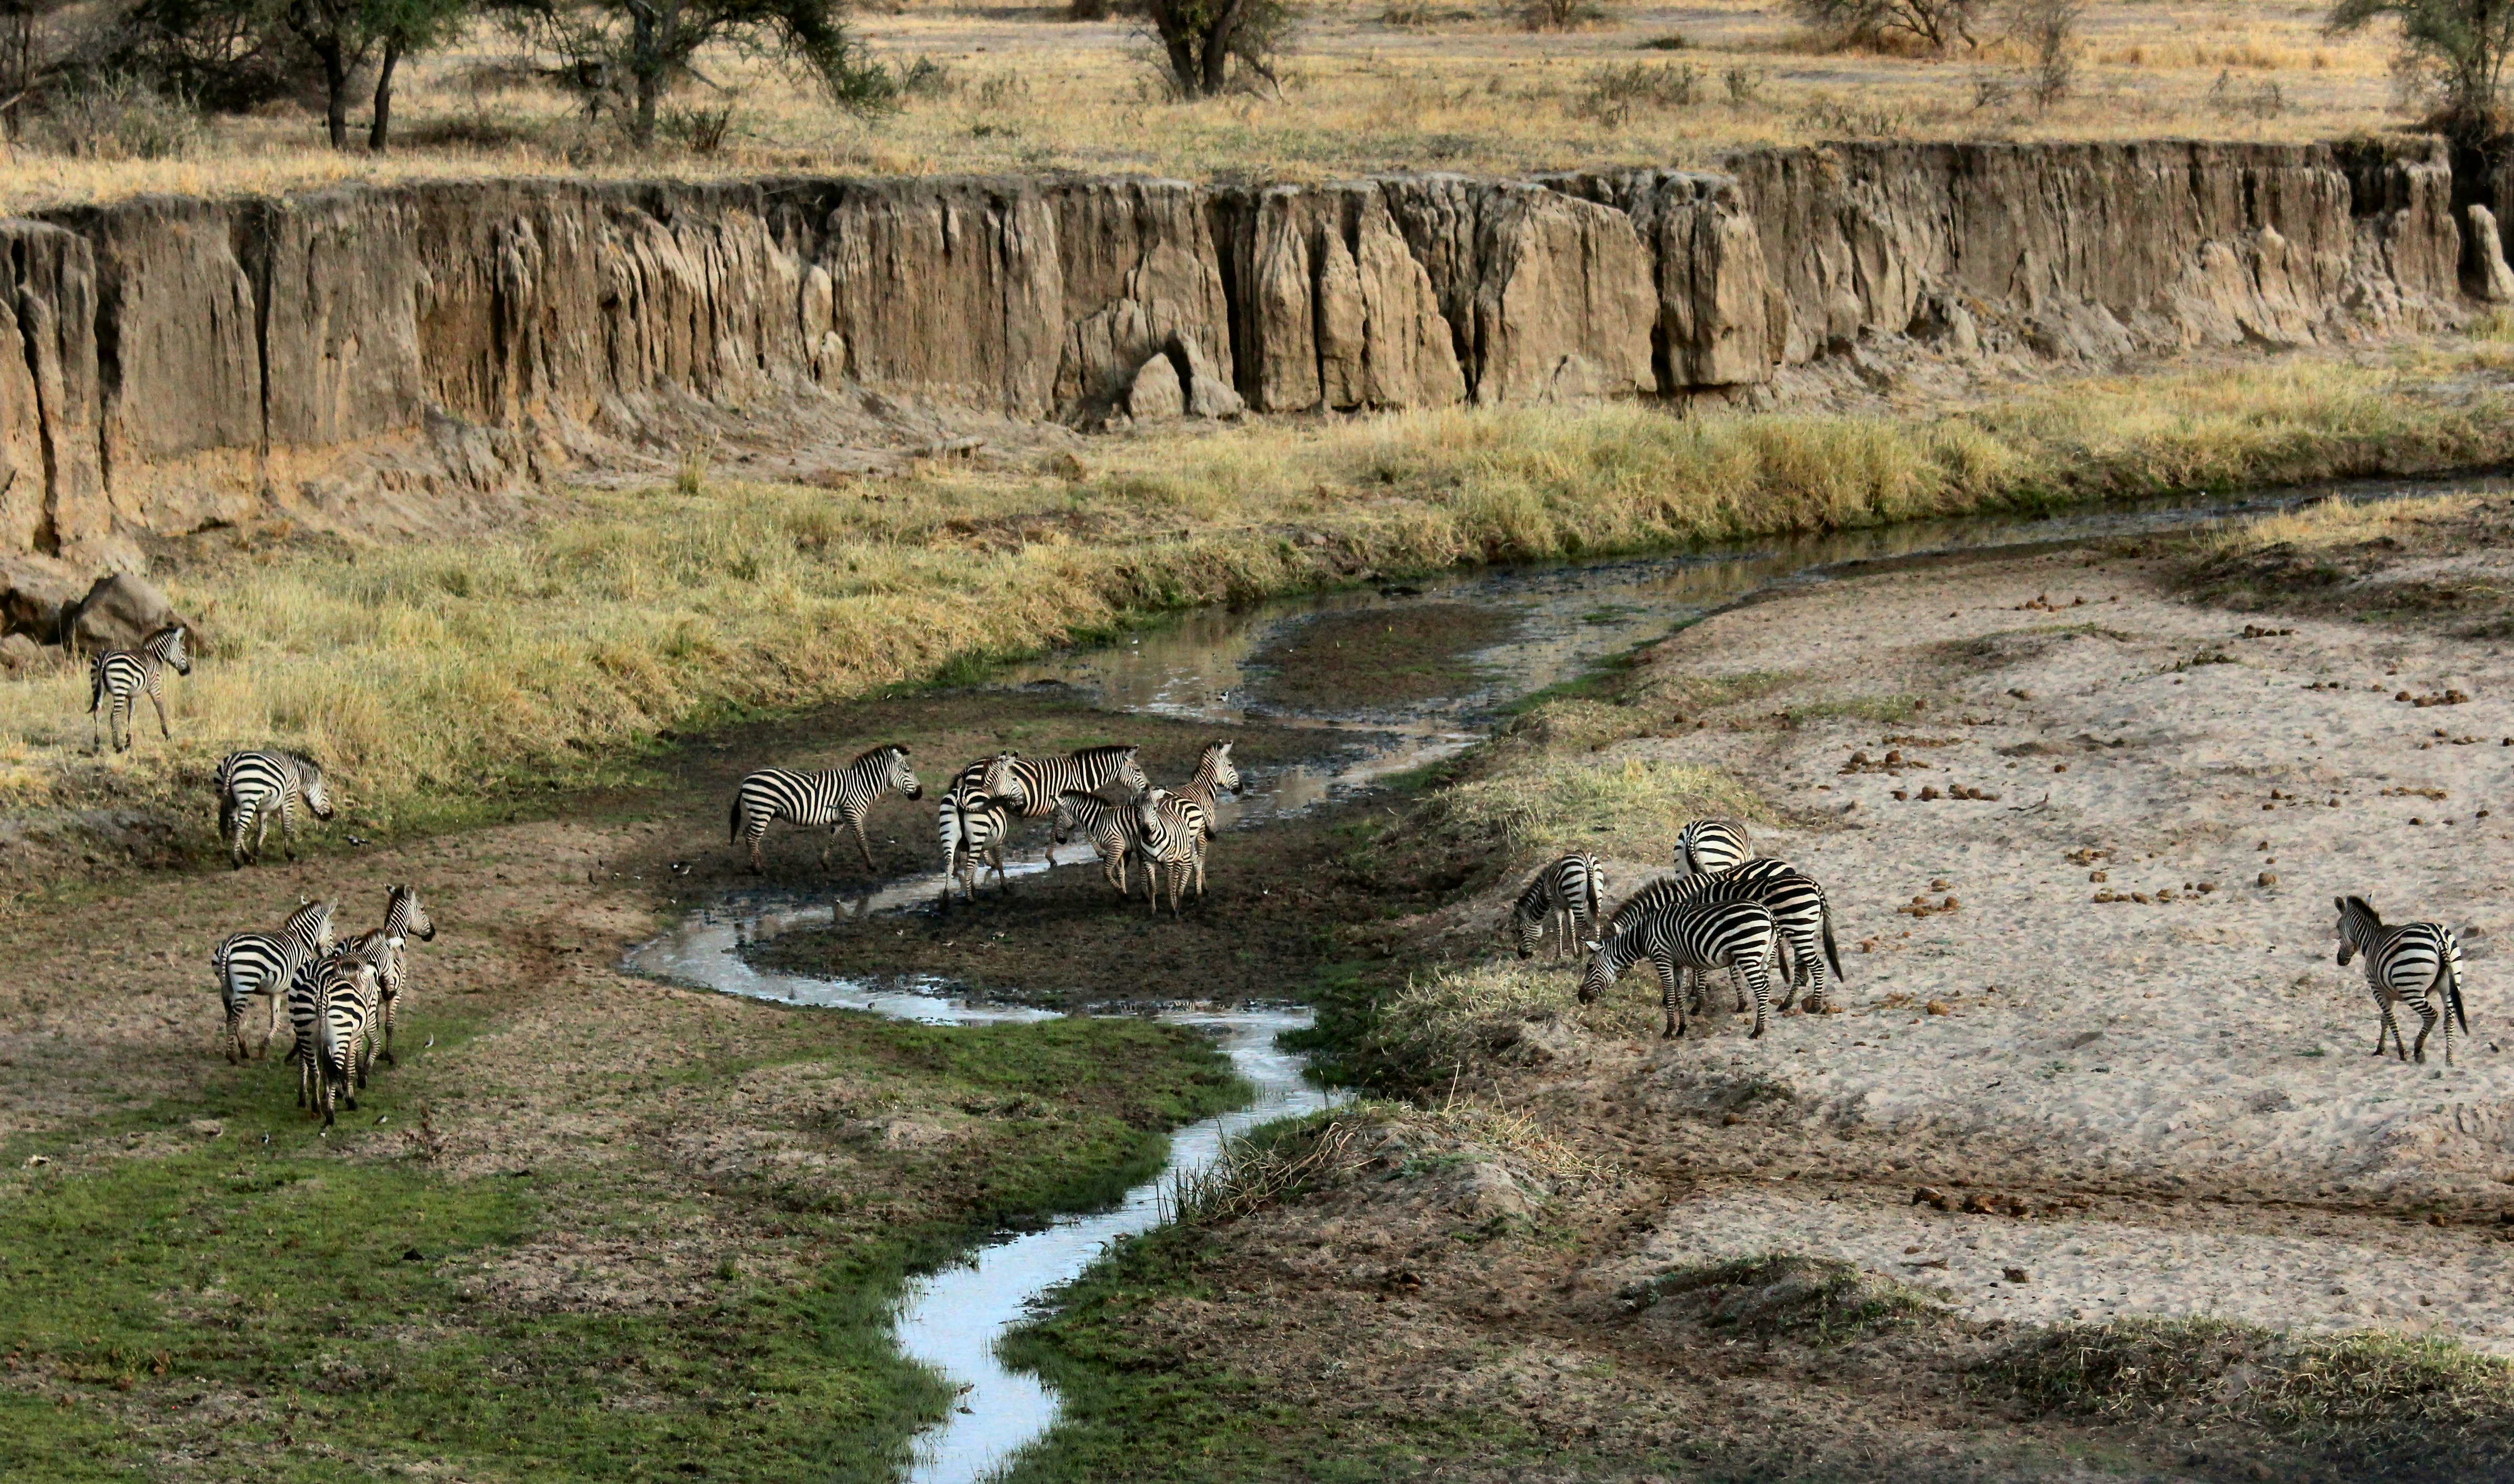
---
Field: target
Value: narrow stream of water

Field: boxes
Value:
[622,473,2499,1483]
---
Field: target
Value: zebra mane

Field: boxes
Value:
[283,899,332,933]
[853,743,910,764]
[2338,895,2380,927]
[1071,744,1134,765]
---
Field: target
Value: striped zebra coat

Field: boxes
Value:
[978,746,1149,856]
[212,898,334,1063]
[348,885,436,1068]
[1674,818,1752,877]
[294,954,379,1126]
[1607,858,1843,1012]
[1132,787,1199,916]
[1051,790,1147,895]
[943,791,1015,906]
[88,624,191,754]
[2336,896,2471,1066]
[1582,897,1780,1040]
[1510,853,1607,961]
[731,744,923,874]
[1137,743,1241,904]
[216,750,334,867]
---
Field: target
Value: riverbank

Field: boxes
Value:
[9,351,2513,901]
[1008,492,2514,1481]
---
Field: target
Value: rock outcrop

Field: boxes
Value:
[0,137,2475,561]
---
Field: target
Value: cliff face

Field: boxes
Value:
[0,137,2468,566]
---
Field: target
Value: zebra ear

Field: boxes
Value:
[1582,939,1601,953]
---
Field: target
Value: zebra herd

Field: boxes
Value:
[211,883,438,1125]
[728,739,1242,914]
[1513,819,1843,1040]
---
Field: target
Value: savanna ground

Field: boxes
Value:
[2,0,2427,215]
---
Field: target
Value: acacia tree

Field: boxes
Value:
[280,0,368,147]
[500,0,889,147]
[1792,0,1982,51]
[1141,0,1291,98]
[2328,0,2514,139]
[364,0,468,148]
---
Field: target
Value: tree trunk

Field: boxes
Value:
[318,39,350,149]
[370,42,401,152]
[631,1,662,147]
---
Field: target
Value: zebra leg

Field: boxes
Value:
[150,685,172,740]
[746,817,766,874]
[262,991,285,1058]
[381,991,397,1066]
[280,798,298,861]
[1655,956,1686,1039]
[851,818,878,873]
[2375,990,2406,1060]
[1726,963,1748,1014]
[2412,995,2439,1065]
[224,994,246,1064]
[252,806,271,865]
[1742,953,1774,1040]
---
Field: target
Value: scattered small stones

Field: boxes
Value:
[2259,871,2279,887]
[2003,1266,2032,1283]
[2239,625,2294,638]
[2401,688,2471,707]
[1925,1000,1952,1015]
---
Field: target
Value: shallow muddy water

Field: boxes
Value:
[624,472,2499,1482]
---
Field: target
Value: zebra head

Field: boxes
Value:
[1199,741,1241,795]
[1509,904,1546,960]
[298,757,336,819]
[389,884,438,943]
[2335,896,2379,965]
[1114,747,1149,792]
[1577,940,1619,1005]
[284,898,337,953]
[981,751,1030,811]
[885,745,923,801]
[1050,791,1087,845]
[150,624,192,675]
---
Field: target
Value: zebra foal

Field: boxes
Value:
[212,898,335,1063]
[1509,853,1606,961]
[2335,896,2470,1066]
[1137,742,1240,903]
[731,744,923,874]
[215,750,334,867]
[89,624,191,754]
[293,954,379,1126]
[340,885,436,1069]
[1581,898,1780,1040]
[1051,790,1146,895]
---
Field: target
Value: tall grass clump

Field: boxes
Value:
[1422,755,1768,863]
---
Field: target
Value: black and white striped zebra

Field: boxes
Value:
[1133,787,1199,916]
[295,954,379,1126]
[1051,790,1146,895]
[1581,898,1779,1040]
[1607,858,1843,1012]
[216,750,334,867]
[943,790,1015,906]
[1137,742,1241,902]
[977,747,1149,862]
[211,898,334,1064]
[349,885,436,1068]
[1510,853,1606,961]
[730,745,923,874]
[88,624,191,754]
[1675,818,1752,877]
[2336,895,2470,1066]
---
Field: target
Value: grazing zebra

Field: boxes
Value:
[216,750,334,867]
[88,624,191,754]
[943,790,1015,906]
[211,898,335,1063]
[344,885,437,1068]
[1510,853,1607,961]
[730,745,923,874]
[1581,898,1780,1040]
[2335,896,2470,1066]
[1675,818,1752,877]
[1137,743,1242,902]
[1608,858,1843,1012]
[978,746,1149,860]
[295,954,379,1126]
[1051,790,1147,895]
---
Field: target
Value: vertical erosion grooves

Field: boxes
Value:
[0,137,2474,562]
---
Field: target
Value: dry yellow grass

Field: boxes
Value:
[0,353,2503,842]
[0,0,2414,215]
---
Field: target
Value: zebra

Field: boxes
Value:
[977,746,1149,860]
[216,750,334,868]
[347,884,436,1069]
[1133,787,1200,916]
[943,790,1015,906]
[730,744,923,875]
[211,898,335,1063]
[1510,853,1607,961]
[1607,858,1843,1012]
[295,954,379,1126]
[1581,898,1780,1040]
[2335,896,2470,1066]
[1050,789,1147,895]
[1137,742,1241,902]
[88,624,191,754]
[1675,818,1752,877]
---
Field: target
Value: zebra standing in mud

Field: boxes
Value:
[212,898,335,1063]
[1606,858,1843,1013]
[730,744,924,874]
[88,623,191,754]
[1138,742,1241,902]
[216,750,334,867]
[2335,895,2470,1066]
[1581,897,1780,1040]
[943,789,1016,906]
[341,885,437,1069]
[1674,818,1752,877]
[1509,852,1607,961]
[1133,787,1201,917]
[294,954,379,1126]
[976,746,1149,863]
[1051,790,1148,896]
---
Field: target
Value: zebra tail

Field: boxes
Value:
[1821,909,1844,982]
[728,792,741,846]
[2450,944,2471,1035]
